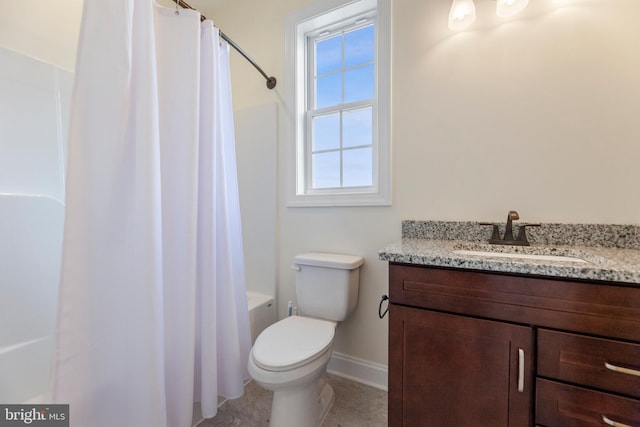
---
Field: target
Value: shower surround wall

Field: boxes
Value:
[0,47,72,200]
[0,46,72,403]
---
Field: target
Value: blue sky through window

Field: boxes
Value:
[313,151,341,188]
[343,107,372,148]
[313,113,340,151]
[316,73,342,109]
[316,36,342,75]
[344,25,374,68]
[343,147,372,187]
[345,64,374,103]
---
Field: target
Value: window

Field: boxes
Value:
[286,0,391,207]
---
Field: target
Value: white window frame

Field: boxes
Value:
[285,0,392,207]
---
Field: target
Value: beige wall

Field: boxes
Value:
[210,0,640,367]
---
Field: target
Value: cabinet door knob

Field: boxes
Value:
[517,348,525,392]
[602,415,633,427]
[604,362,640,378]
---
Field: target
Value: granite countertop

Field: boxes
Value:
[378,221,640,285]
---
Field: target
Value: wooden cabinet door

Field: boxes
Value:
[389,304,534,427]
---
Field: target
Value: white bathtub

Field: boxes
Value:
[0,337,54,404]
[246,291,276,344]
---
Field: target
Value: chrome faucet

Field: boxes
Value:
[481,210,539,246]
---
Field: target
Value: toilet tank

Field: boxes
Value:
[293,252,364,322]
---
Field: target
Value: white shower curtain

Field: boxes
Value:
[53,1,251,426]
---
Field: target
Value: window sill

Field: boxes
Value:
[286,190,391,207]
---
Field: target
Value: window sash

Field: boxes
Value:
[305,100,377,193]
[307,20,375,111]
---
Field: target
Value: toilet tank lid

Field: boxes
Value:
[294,252,364,269]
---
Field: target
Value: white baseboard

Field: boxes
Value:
[327,352,388,391]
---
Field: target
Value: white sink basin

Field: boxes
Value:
[452,249,587,263]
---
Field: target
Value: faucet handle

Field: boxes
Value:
[479,222,500,241]
[516,223,541,245]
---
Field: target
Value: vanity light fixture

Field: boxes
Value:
[448,0,476,31]
[496,0,529,17]
[448,0,530,31]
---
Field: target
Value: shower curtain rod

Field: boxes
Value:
[172,0,277,89]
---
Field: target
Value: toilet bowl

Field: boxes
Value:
[248,252,363,427]
[248,316,336,427]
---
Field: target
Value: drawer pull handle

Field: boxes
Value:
[604,362,640,378]
[602,415,633,427]
[517,348,524,392]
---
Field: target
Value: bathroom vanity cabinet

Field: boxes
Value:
[388,263,640,427]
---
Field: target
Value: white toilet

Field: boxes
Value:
[248,252,364,427]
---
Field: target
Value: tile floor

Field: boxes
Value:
[197,375,387,427]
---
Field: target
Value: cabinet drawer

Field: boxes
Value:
[538,329,640,398]
[536,379,640,427]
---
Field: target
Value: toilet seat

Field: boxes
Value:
[252,316,335,372]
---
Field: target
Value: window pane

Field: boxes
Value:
[342,107,372,148]
[343,147,372,187]
[344,64,374,103]
[316,73,342,109]
[316,35,342,75]
[344,25,374,68]
[313,113,340,151]
[312,151,340,189]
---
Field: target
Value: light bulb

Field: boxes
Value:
[448,0,476,31]
[496,0,529,18]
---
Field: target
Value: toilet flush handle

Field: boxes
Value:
[290,264,301,272]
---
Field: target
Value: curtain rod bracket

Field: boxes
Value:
[173,0,277,90]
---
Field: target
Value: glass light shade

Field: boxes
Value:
[496,0,529,18]
[448,0,476,31]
